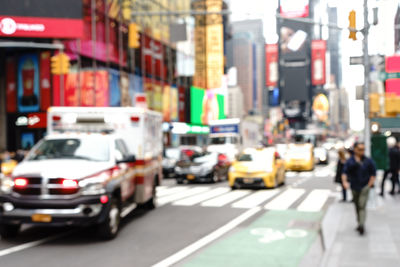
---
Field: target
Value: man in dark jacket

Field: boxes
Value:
[380,138,400,196]
[342,142,376,235]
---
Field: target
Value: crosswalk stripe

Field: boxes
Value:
[297,189,331,212]
[157,186,190,197]
[173,188,231,206]
[201,190,252,207]
[232,190,280,209]
[157,187,210,206]
[264,188,305,210]
[286,172,297,178]
[156,186,168,191]
[299,172,313,178]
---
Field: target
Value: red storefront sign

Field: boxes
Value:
[265,44,279,87]
[311,40,326,86]
[386,55,400,73]
[0,16,83,38]
[39,52,51,110]
[386,79,400,96]
[27,113,47,128]
[178,86,186,122]
[6,57,17,112]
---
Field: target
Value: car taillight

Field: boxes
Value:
[14,178,28,188]
[52,115,61,121]
[130,116,140,122]
[62,179,78,188]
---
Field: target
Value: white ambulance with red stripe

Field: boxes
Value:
[0,107,162,239]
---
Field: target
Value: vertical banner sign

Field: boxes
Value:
[178,86,186,122]
[311,40,326,86]
[120,72,130,107]
[265,44,279,87]
[193,0,224,89]
[39,51,51,110]
[171,86,178,122]
[64,72,78,106]
[6,57,17,112]
[163,85,171,122]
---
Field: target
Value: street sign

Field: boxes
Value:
[350,55,384,66]
[379,72,400,81]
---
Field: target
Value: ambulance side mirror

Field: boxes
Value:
[117,155,136,164]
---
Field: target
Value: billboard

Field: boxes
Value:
[17,54,40,113]
[280,0,309,18]
[0,0,83,38]
[193,0,224,89]
[190,86,225,125]
[53,70,109,107]
[6,57,17,113]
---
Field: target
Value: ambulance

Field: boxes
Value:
[0,107,162,239]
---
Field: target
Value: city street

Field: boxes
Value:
[0,160,339,267]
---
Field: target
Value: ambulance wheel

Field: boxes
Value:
[0,223,20,239]
[98,198,120,240]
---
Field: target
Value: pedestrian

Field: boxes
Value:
[342,142,376,235]
[380,137,400,196]
[335,148,348,202]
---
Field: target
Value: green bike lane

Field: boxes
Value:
[180,209,323,267]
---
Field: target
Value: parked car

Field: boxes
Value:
[228,147,286,189]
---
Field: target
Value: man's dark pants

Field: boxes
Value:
[352,186,369,228]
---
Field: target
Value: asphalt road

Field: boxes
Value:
[0,157,339,267]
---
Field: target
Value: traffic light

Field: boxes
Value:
[348,10,357,41]
[51,53,70,75]
[384,94,400,115]
[369,93,380,113]
[129,23,140,49]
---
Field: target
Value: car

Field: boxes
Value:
[285,143,315,171]
[175,151,229,184]
[162,146,203,178]
[314,147,329,164]
[322,138,336,151]
[275,143,288,160]
[228,147,285,189]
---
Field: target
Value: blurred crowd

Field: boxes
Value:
[0,150,27,176]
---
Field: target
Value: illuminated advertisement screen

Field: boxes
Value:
[190,86,225,125]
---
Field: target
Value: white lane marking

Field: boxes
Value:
[157,186,190,198]
[232,190,280,209]
[173,188,230,206]
[264,188,305,210]
[121,203,138,218]
[0,231,73,258]
[156,186,168,191]
[299,172,313,178]
[297,189,331,212]
[201,190,251,207]
[152,207,261,267]
[157,187,210,206]
[286,172,297,178]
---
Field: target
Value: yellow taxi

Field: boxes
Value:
[284,143,314,171]
[228,148,285,189]
[1,160,18,177]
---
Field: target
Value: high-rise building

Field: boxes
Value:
[226,36,254,115]
[230,20,266,116]
[227,85,244,119]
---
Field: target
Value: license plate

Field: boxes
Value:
[243,178,254,184]
[31,214,52,223]
[187,174,195,180]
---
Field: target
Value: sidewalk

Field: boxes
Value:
[321,187,400,267]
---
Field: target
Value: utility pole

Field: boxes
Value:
[363,0,371,157]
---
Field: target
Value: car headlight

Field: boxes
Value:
[0,176,14,194]
[175,166,182,174]
[319,156,327,161]
[79,175,107,195]
[229,166,236,173]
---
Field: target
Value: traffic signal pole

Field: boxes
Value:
[363,0,371,157]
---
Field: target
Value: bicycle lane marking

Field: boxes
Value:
[181,209,324,267]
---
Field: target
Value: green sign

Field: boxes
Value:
[190,86,225,125]
[379,72,400,81]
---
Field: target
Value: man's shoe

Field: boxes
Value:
[379,192,384,197]
[389,191,395,195]
[358,226,365,235]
